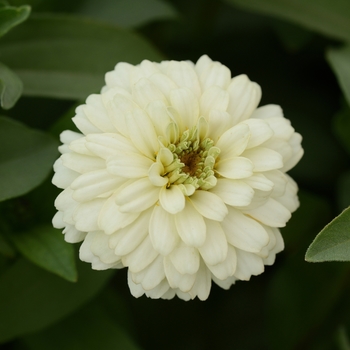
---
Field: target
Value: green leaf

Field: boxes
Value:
[306,207,350,262]
[0,116,59,202]
[224,0,350,43]
[0,258,114,343]
[9,224,77,282]
[78,0,178,28]
[21,297,141,350]
[0,61,23,109]
[0,14,163,100]
[0,4,30,37]
[327,46,350,108]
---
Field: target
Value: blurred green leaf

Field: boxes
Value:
[0,258,114,343]
[0,116,59,202]
[267,255,348,349]
[21,297,140,350]
[336,326,350,350]
[271,20,314,52]
[224,0,350,42]
[49,101,80,138]
[327,46,350,108]
[0,14,163,100]
[0,61,23,109]
[306,207,350,262]
[0,4,30,37]
[0,232,15,257]
[9,224,77,282]
[78,0,178,28]
[337,171,350,211]
[333,103,350,155]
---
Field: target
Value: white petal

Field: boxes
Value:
[166,60,201,98]
[215,157,253,179]
[148,162,168,186]
[207,245,237,280]
[188,262,211,301]
[149,205,179,255]
[127,270,146,298]
[148,72,178,100]
[98,194,140,235]
[83,97,116,133]
[251,104,283,120]
[73,199,105,231]
[199,220,228,266]
[189,190,228,221]
[85,133,138,159]
[264,170,288,197]
[52,211,65,229]
[282,133,304,172]
[52,158,79,189]
[221,207,270,253]
[107,94,138,137]
[146,100,173,138]
[105,62,138,91]
[90,230,121,265]
[80,231,119,270]
[170,87,199,129]
[243,174,274,192]
[200,86,229,119]
[273,176,299,213]
[174,200,206,247]
[123,235,158,273]
[63,225,86,243]
[206,110,231,142]
[127,108,159,159]
[169,240,200,275]
[215,123,250,159]
[159,185,185,214]
[195,55,212,75]
[227,75,261,124]
[132,77,167,109]
[164,257,196,292]
[212,275,236,290]
[113,208,152,256]
[69,137,95,156]
[234,249,264,280]
[107,152,154,178]
[210,178,254,207]
[135,255,166,291]
[157,147,174,167]
[71,169,124,202]
[145,279,172,299]
[242,147,283,172]
[54,188,79,224]
[72,110,102,135]
[61,153,105,174]
[257,224,276,258]
[116,178,160,213]
[197,59,231,91]
[60,130,83,145]
[244,197,291,227]
[243,119,274,149]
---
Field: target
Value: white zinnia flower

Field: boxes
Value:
[52,55,303,301]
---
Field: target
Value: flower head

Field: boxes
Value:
[52,55,303,300]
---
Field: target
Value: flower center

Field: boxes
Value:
[164,127,220,191]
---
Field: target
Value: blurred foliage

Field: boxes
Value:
[1,0,350,349]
